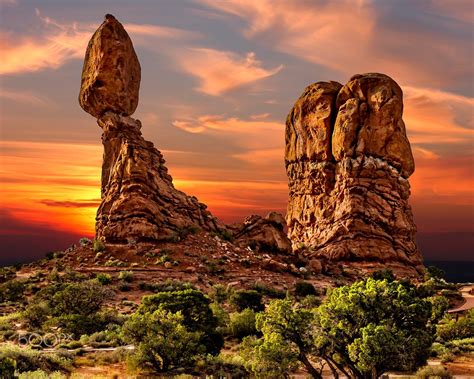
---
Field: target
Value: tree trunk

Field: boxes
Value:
[298,353,323,379]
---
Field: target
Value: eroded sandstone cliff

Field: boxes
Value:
[286,73,423,272]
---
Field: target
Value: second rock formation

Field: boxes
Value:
[286,73,423,272]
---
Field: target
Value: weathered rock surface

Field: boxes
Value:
[231,212,291,253]
[79,14,140,118]
[80,15,218,243]
[286,73,422,273]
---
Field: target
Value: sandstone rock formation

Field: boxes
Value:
[231,212,291,253]
[285,73,423,272]
[79,15,218,243]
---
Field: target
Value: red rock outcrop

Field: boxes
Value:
[286,73,423,273]
[79,15,218,243]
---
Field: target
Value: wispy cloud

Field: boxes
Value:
[198,0,472,88]
[0,10,200,75]
[172,48,283,95]
[0,89,50,106]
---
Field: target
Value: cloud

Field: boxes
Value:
[404,86,474,146]
[40,199,100,208]
[172,48,283,95]
[0,89,50,106]
[198,0,472,89]
[0,11,200,75]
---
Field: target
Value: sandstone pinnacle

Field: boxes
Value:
[285,73,422,274]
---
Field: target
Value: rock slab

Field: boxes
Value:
[285,73,422,272]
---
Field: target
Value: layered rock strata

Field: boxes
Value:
[285,73,423,270]
[79,15,218,243]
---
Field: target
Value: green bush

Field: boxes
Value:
[294,281,317,297]
[140,289,223,355]
[138,279,195,293]
[371,269,396,282]
[210,284,228,304]
[24,301,50,328]
[0,356,16,377]
[425,266,446,280]
[251,283,286,299]
[18,370,66,379]
[0,345,71,374]
[416,365,452,379]
[437,310,474,341]
[96,273,112,285]
[123,309,204,372]
[0,279,27,302]
[230,309,257,340]
[93,239,105,253]
[118,271,134,283]
[230,290,264,312]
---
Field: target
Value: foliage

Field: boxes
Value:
[93,239,105,253]
[0,279,27,303]
[210,301,230,333]
[437,310,474,341]
[96,273,112,285]
[371,269,396,282]
[230,289,264,312]
[229,308,257,340]
[416,365,452,379]
[118,271,134,283]
[0,267,16,284]
[425,265,446,280]
[0,356,16,377]
[79,237,92,247]
[251,283,286,299]
[123,308,203,372]
[18,370,66,379]
[210,284,228,303]
[139,289,223,355]
[0,345,71,374]
[138,279,195,292]
[294,281,317,297]
[240,298,318,378]
[316,278,444,378]
[24,301,50,328]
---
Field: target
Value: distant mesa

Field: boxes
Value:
[285,73,423,274]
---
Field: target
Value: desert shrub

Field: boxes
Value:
[123,308,203,372]
[371,269,396,282]
[416,365,452,379]
[251,283,286,299]
[177,225,200,239]
[93,239,105,253]
[24,301,50,328]
[437,310,474,341]
[0,356,16,377]
[200,352,248,377]
[0,279,27,302]
[118,271,134,283]
[0,267,16,283]
[294,281,317,297]
[210,302,230,333]
[212,229,234,242]
[425,266,446,280]
[140,289,223,355]
[18,370,66,379]
[0,345,71,373]
[230,289,264,312]
[118,282,132,292]
[51,280,112,316]
[230,309,257,340]
[79,237,92,247]
[96,273,112,285]
[210,284,228,303]
[138,279,195,292]
[80,325,124,348]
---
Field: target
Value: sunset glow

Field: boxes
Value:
[0,0,472,263]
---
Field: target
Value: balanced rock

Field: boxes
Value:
[286,73,422,273]
[79,14,140,118]
[80,15,218,243]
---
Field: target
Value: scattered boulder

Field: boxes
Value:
[231,212,291,253]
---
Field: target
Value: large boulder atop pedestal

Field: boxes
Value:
[79,14,140,118]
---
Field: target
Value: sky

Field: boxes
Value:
[0,0,473,265]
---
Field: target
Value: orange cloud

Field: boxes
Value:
[0,89,50,106]
[404,86,474,145]
[198,0,472,88]
[0,11,200,76]
[172,48,283,95]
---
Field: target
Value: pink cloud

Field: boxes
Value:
[172,48,283,95]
